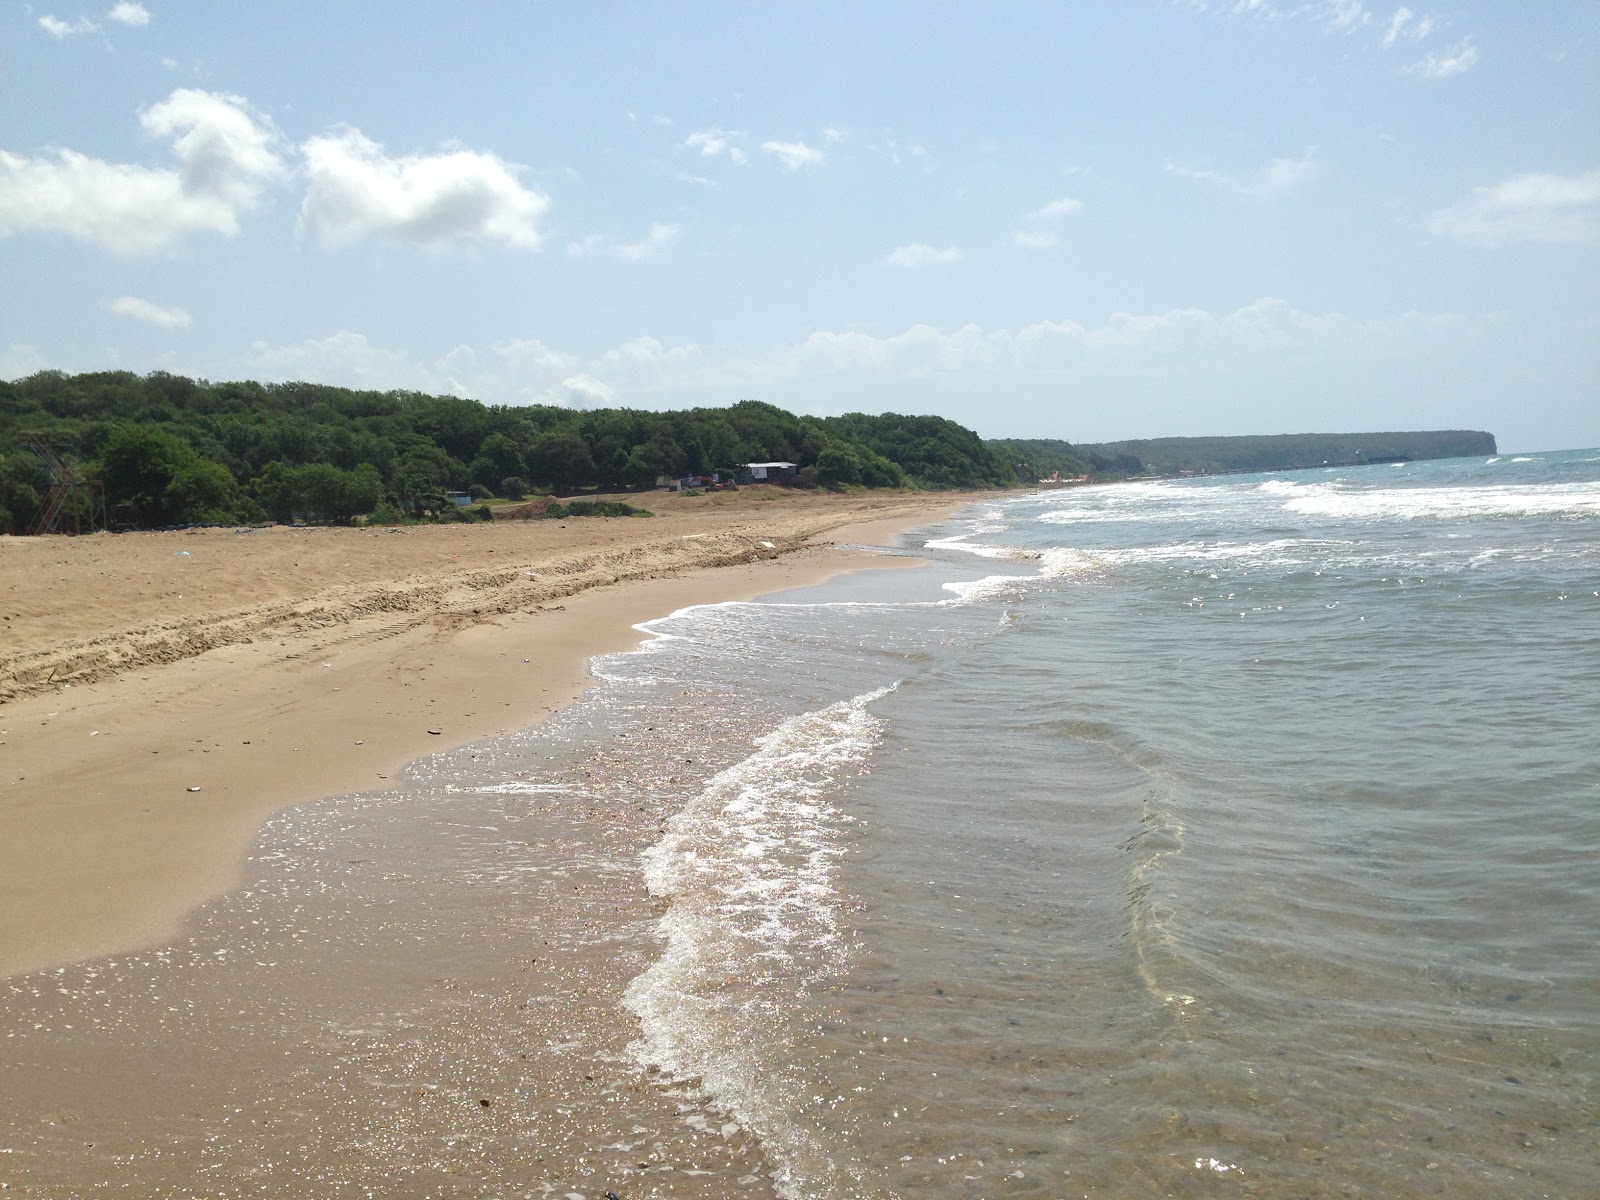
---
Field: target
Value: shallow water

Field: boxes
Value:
[3,450,1597,1198]
[609,450,1600,1198]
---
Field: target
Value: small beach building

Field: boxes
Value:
[744,461,798,483]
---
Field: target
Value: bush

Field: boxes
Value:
[468,483,492,501]
[500,475,529,501]
[545,499,652,519]
[369,499,407,525]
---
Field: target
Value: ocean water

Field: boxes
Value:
[3,450,1596,1198]
[597,448,1600,1197]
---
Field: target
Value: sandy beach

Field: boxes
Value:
[0,487,968,981]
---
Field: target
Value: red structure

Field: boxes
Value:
[21,433,106,536]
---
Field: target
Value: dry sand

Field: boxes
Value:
[0,487,973,979]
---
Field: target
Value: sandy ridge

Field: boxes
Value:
[1,528,797,702]
[1,491,943,704]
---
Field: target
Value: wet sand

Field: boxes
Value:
[0,488,973,1198]
[0,488,964,978]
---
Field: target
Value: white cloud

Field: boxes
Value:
[38,4,150,36]
[1167,148,1319,199]
[760,300,1470,388]
[107,295,191,328]
[1025,197,1085,222]
[869,138,931,170]
[877,242,963,269]
[762,140,824,171]
[1407,39,1478,78]
[237,330,521,400]
[788,323,999,378]
[1381,7,1436,47]
[0,89,284,253]
[1014,196,1084,247]
[202,299,1493,439]
[1426,169,1600,247]
[823,127,846,145]
[143,89,285,210]
[1012,229,1058,250]
[298,129,548,250]
[598,336,704,380]
[1198,1,1467,59]
[1319,0,1370,33]
[39,14,98,36]
[567,221,681,261]
[0,344,49,380]
[561,372,614,407]
[108,2,150,26]
[493,338,577,372]
[236,330,452,394]
[1191,1,1371,31]
[684,128,747,165]
[1382,7,1412,47]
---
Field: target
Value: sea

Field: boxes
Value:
[3,449,1597,1199]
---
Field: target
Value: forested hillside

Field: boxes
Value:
[989,438,1139,481]
[0,371,1016,533]
[1077,430,1496,475]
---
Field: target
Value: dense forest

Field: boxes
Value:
[0,370,1023,533]
[0,371,1500,534]
[1071,430,1497,475]
[989,438,1141,481]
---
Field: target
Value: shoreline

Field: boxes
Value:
[0,490,977,979]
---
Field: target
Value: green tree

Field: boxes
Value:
[394,461,447,517]
[167,457,244,524]
[476,431,525,480]
[253,460,300,523]
[0,451,48,533]
[97,425,243,526]
[815,445,862,489]
[527,429,596,494]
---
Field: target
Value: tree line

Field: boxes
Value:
[0,370,1030,533]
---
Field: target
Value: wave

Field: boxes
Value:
[447,781,589,796]
[1034,506,1210,525]
[922,532,1025,560]
[1279,482,1600,521]
[625,687,896,1198]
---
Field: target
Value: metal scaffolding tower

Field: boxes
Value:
[21,433,106,536]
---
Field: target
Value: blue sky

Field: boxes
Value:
[2,1,1596,451]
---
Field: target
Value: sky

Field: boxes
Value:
[1,2,1596,452]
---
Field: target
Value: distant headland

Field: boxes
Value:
[1001,430,1497,482]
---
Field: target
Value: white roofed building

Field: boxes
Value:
[744,461,798,481]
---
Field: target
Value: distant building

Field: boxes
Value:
[445,491,474,506]
[745,461,798,482]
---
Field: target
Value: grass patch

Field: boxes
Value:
[545,499,653,519]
